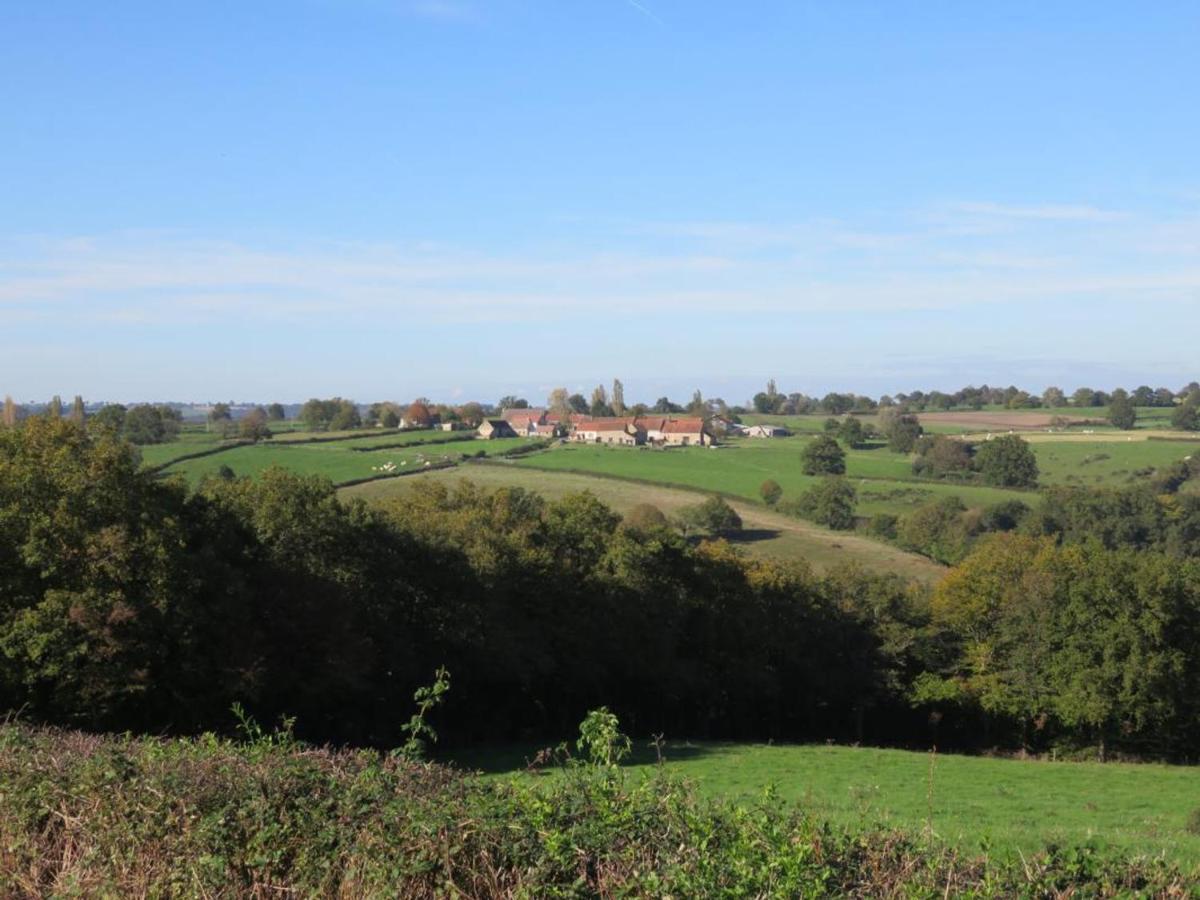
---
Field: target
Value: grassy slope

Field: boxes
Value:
[158,437,534,486]
[507,434,1196,518]
[454,741,1200,867]
[510,438,1019,518]
[342,464,947,582]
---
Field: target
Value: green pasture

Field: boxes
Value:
[156,436,535,486]
[512,438,1021,517]
[1035,439,1199,487]
[511,434,1195,518]
[134,429,228,467]
[137,426,477,470]
[455,741,1200,867]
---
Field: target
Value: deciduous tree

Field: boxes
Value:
[974,435,1038,488]
[1108,389,1137,430]
[801,435,846,475]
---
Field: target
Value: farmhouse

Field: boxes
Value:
[572,417,645,445]
[640,416,714,446]
[478,419,518,439]
[501,407,547,435]
[567,415,715,447]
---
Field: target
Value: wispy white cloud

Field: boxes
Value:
[3,201,1198,332]
[946,201,1127,222]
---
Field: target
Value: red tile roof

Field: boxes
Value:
[662,418,706,434]
[501,407,546,424]
[577,417,638,432]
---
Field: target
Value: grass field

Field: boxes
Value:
[453,741,1200,867]
[343,463,947,582]
[142,419,1197,512]
[510,438,1020,518]
[1034,438,1198,486]
[136,425,477,469]
[156,436,536,485]
[507,433,1197,519]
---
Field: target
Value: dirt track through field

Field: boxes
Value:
[342,464,946,583]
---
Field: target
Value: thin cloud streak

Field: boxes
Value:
[624,0,665,26]
[3,201,1198,329]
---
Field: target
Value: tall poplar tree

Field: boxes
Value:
[611,379,625,416]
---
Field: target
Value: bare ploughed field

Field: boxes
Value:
[918,411,1091,430]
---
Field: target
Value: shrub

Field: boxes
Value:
[867,513,899,540]
[785,477,857,531]
[678,495,742,535]
[759,479,782,506]
[623,502,670,532]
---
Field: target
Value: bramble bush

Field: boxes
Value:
[0,721,1192,897]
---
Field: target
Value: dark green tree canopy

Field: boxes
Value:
[974,435,1039,488]
[801,435,846,475]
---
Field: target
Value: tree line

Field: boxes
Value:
[4,416,1200,758]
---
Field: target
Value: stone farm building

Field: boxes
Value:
[742,424,791,438]
[477,419,518,439]
[477,408,714,446]
[501,407,548,436]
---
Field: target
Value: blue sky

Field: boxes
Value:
[2,1,1198,404]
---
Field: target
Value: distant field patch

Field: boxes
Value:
[511,438,1023,517]
[916,411,1089,431]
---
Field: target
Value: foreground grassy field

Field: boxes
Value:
[343,463,947,581]
[9,725,1190,896]
[455,740,1200,868]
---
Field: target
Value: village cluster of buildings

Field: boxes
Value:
[478,408,717,447]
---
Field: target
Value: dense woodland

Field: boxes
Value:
[4,415,1200,761]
